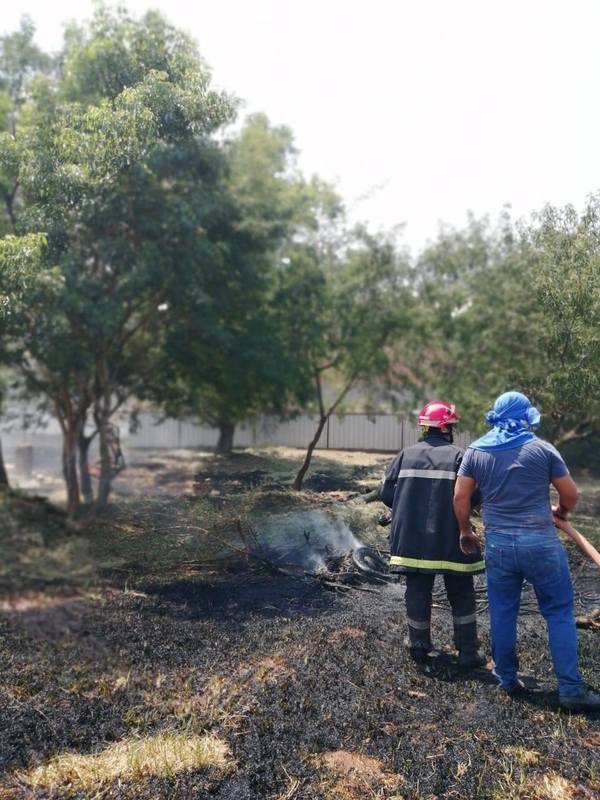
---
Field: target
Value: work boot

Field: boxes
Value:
[407,645,438,665]
[501,678,527,697]
[408,646,430,665]
[458,650,487,669]
[492,669,526,696]
[559,689,600,712]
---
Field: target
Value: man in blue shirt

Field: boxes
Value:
[454,391,600,712]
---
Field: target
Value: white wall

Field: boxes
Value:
[126,412,473,452]
[1,408,473,473]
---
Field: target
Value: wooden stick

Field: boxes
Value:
[554,518,600,569]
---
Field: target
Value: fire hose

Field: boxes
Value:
[554,517,600,569]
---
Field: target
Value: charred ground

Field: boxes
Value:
[1,447,599,800]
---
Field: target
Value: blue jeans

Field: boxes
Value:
[485,529,583,696]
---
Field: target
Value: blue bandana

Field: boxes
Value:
[470,391,541,453]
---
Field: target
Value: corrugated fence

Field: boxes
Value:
[2,410,473,460]
[125,412,474,453]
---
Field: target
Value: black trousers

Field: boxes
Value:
[405,572,478,653]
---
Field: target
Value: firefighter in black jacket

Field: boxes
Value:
[380,401,486,668]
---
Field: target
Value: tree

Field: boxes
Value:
[411,203,600,446]
[0,16,51,234]
[154,113,339,453]
[0,18,52,486]
[0,232,48,487]
[409,214,543,432]
[0,7,233,514]
[290,227,411,490]
[527,198,600,443]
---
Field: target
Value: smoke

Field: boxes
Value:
[250,510,363,572]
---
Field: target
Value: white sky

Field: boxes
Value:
[4,0,600,252]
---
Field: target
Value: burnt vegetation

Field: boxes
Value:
[2,7,600,800]
[1,450,599,800]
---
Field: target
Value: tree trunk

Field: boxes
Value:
[94,356,114,508]
[62,425,81,517]
[0,438,9,488]
[293,415,327,490]
[215,421,235,454]
[96,412,113,507]
[78,431,94,504]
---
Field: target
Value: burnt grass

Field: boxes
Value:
[1,454,600,799]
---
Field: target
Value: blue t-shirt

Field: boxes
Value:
[457,438,569,532]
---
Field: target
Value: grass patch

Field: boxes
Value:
[18,731,232,791]
[316,750,404,799]
[0,492,95,590]
[503,745,541,766]
[492,770,582,800]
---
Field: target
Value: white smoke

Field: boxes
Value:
[251,509,363,572]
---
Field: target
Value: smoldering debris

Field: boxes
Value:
[240,510,391,591]
[246,510,361,569]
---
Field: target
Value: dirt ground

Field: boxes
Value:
[1,447,599,799]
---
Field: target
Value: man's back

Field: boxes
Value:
[382,436,462,536]
[382,433,483,573]
[458,438,569,531]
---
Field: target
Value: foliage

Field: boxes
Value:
[0,232,48,318]
[154,113,340,452]
[0,7,234,512]
[413,202,600,446]
[290,227,412,488]
[527,199,600,442]
[0,16,52,234]
[2,7,599,508]
[410,214,540,432]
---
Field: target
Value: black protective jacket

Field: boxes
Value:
[380,433,484,575]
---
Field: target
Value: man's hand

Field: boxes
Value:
[377,511,392,527]
[552,513,570,533]
[552,504,569,521]
[454,476,478,555]
[459,528,481,556]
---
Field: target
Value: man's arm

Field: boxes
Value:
[551,474,578,521]
[454,475,481,555]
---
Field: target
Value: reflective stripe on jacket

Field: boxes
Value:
[381,433,484,575]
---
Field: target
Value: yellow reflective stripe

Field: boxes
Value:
[389,556,485,572]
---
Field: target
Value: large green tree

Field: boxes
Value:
[154,113,339,453]
[289,227,412,489]
[0,8,233,514]
[412,203,600,445]
[0,18,52,487]
[527,199,600,443]
[410,214,541,430]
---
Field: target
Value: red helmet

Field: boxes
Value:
[418,400,459,428]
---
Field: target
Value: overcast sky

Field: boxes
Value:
[3,0,600,252]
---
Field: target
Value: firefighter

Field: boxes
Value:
[380,401,486,667]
